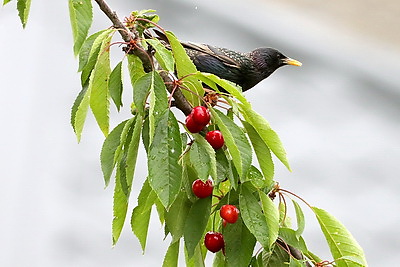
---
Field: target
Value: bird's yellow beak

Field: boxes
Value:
[283,58,302,66]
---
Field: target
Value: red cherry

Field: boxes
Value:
[185,114,203,133]
[191,106,210,126]
[222,219,227,227]
[204,232,224,253]
[205,130,224,149]
[192,179,213,198]
[220,204,239,224]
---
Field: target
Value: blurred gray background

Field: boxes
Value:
[1,0,399,266]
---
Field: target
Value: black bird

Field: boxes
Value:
[182,42,302,91]
[145,30,302,91]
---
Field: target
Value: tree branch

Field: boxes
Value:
[94,0,131,42]
[94,0,193,115]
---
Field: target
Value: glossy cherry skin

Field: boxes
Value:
[220,204,239,224]
[204,231,224,253]
[191,106,210,126]
[205,130,224,149]
[192,179,213,198]
[185,114,204,133]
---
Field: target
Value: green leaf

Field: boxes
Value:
[338,255,368,266]
[184,197,212,258]
[239,184,271,251]
[162,240,180,267]
[148,110,182,209]
[189,134,217,182]
[71,83,90,142]
[109,61,123,111]
[240,105,291,171]
[133,72,152,115]
[165,31,203,106]
[130,10,160,35]
[17,0,31,28]
[130,179,157,251]
[215,149,235,186]
[242,121,274,183]
[181,154,200,203]
[89,34,112,136]
[213,251,226,267]
[100,120,128,187]
[111,163,128,245]
[289,258,307,267]
[245,165,268,189]
[81,29,113,86]
[127,54,145,87]
[146,38,175,72]
[195,72,247,104]
[312,207,367,267]
[78,30,106,72]
[133,71,168,141]
[154,197,166,225]
[73,30,118,140]
[210,108,252,179]
[261,246,290,267]
[141,116,150,153]
[148,71,169,143]
[185,243,206,267]
[278,228,308,253]
[243,165,262,183]
[3,0,12,5]
[68,0,93,55]
[304,250,323,265]
[165,191,192,242]
[123,115,143,195]
[292,200,305,238]
[224,217,256,267]
[114,118,135,164]
[110,117,138,245]
[259,190,279,249]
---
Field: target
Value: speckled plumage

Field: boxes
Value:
[183,42,299,91]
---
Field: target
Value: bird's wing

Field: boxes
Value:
[182,42,241,69]
[145,29,241,70]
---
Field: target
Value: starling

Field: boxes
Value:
[145,29,302,91]
[182,42,302,91]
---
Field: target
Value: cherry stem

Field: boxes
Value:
[276,238,294,259]
[168,84,179,108]
[212,194,222,200]
[278,188,313,209]
[134,17,166,34]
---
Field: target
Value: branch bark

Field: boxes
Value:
[94,0,131,42]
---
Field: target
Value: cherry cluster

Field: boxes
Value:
[191,179,240,253]
[185,106,225,149]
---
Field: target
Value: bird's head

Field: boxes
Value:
[251,47,302,75]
